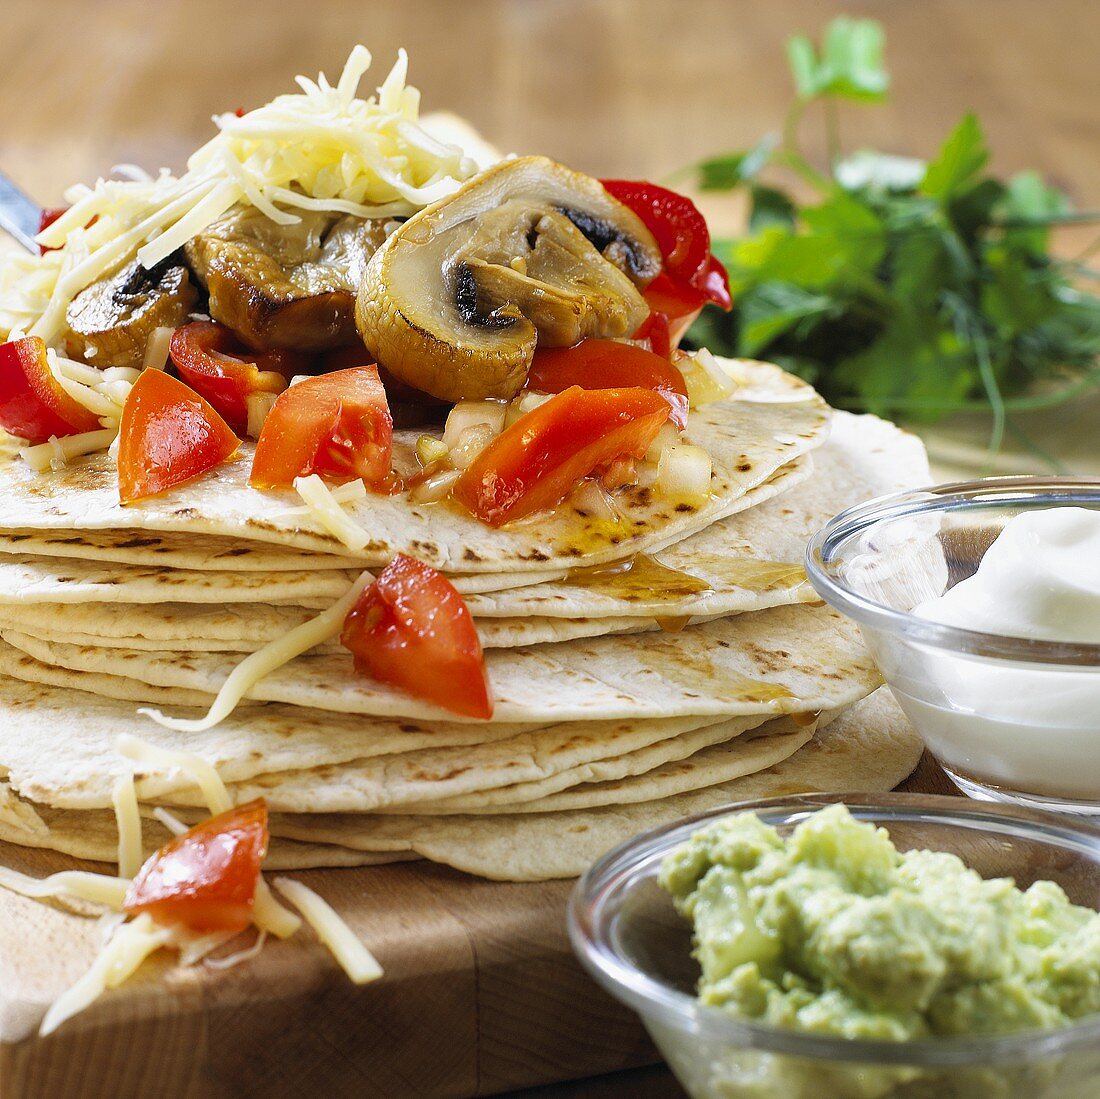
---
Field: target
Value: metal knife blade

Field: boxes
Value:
[0,174,43,253]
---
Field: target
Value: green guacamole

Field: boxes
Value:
[659,804,1100,1042]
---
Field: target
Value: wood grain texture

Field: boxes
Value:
[0,1,1093,1094]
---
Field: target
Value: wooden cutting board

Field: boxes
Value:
[0,755,952,1099]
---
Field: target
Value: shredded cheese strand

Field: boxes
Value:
[292,474,372,550]
[116,735,232,815]
[139,570,373,733]
[0,867,129,909]
[39,914,170,1036]
[111,773,144,879]
[151,806,188,836]
[253,878,302,939]
[274,877,383,983]
[18,430,117,472]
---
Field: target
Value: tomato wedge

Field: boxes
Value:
[249,366,393,489]
[118,369,240,503]
[170,321,309,432]
[0,336,103,444]
[452,386,670,526]
[601,179,731,310]
[123,800,269,934]
[341,554,492,719]
[528,340,689,429]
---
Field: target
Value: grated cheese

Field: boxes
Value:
[39,913,171,1036]
[138,570,373,733]
[203,930,268,971]
[292,474,372,550]
[0,867,129,909]
[273,477,366,516]
[19,429,118,472]
[111,773,144,879]
[274,877,383,984]
[151,806,188,836]
[116,735,232,815]
[3,46,478,344]
[141,326,175,371]
[253,878,302,940]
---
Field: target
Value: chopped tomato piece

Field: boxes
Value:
[452,385,670,526]
[170,321,310,432]
[601,180,732,310]
[118,369,240,503]
[0,336,102,443]
[123,800,269,934]
[341,554,492,719]
[249,366,393,489]
[528,340,689,429]
[642,273,708,346]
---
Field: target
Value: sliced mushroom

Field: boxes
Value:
[355,157,662,402]
[65,256,198,369]
[185,207,390,352]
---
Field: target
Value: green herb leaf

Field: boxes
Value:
[738,283,834,355]
[786,18,889,102]
[749,185,797,231]
[921,113,988,201]
[696,136,777,191]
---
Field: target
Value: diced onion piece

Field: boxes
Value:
[656,444,712,506]
[645,422,680,464]
[111,773,143,880]
[449,423,496,470]
[415,434,450,467]
[203,929,268,970]
[570,479,619,522]
[442,400,507,451]
[293,474,371,551]
[19,429,117,472]
[408,467,461,504]
[504,390,552,428]
[142,326,176,372]
[39,913,171,1036]
[0,867,129,909]
[245,391,280,439]
[678,348,738,408]
[138,571,374,733]
[274,877,382,984]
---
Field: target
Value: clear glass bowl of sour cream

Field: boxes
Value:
[805,477,1100,813]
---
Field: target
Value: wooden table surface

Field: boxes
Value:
[0,2,1095,1095]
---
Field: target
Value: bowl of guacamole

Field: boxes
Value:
[569,794,1100,1099]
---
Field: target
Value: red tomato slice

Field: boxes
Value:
[341,554,492,719]
[118,369,240,504]
[601,180,732,310]
[452,386,670,527]
[123,800,269,934]
[642,273,707,346]
[528,340,689,429]
[0,336,103,443]
[249,366,393,489]
[170,321,309,432]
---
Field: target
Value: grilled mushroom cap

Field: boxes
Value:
[185,207,390,352]
[65,257,198,369]
[355,157,662,403]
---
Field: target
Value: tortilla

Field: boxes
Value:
[0,362,829,573]
[0,602,882,723]
[264,688,921,880]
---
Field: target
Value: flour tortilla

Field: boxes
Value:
[464,412,928,620]
[0,362,828,573]
[265,688,921,880]
[1,602,881,723]
[157,713,790,814]
[0,670,546,809]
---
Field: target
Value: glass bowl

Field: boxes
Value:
[805,477,1100,813]
[569,793,1100,1099]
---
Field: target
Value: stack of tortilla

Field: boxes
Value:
[0,359,925,880]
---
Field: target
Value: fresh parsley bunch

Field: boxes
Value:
[686,17,1100,450]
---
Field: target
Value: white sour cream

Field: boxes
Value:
[891,508,1100,804]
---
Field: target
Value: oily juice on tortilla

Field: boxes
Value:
[569,553,713,600]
